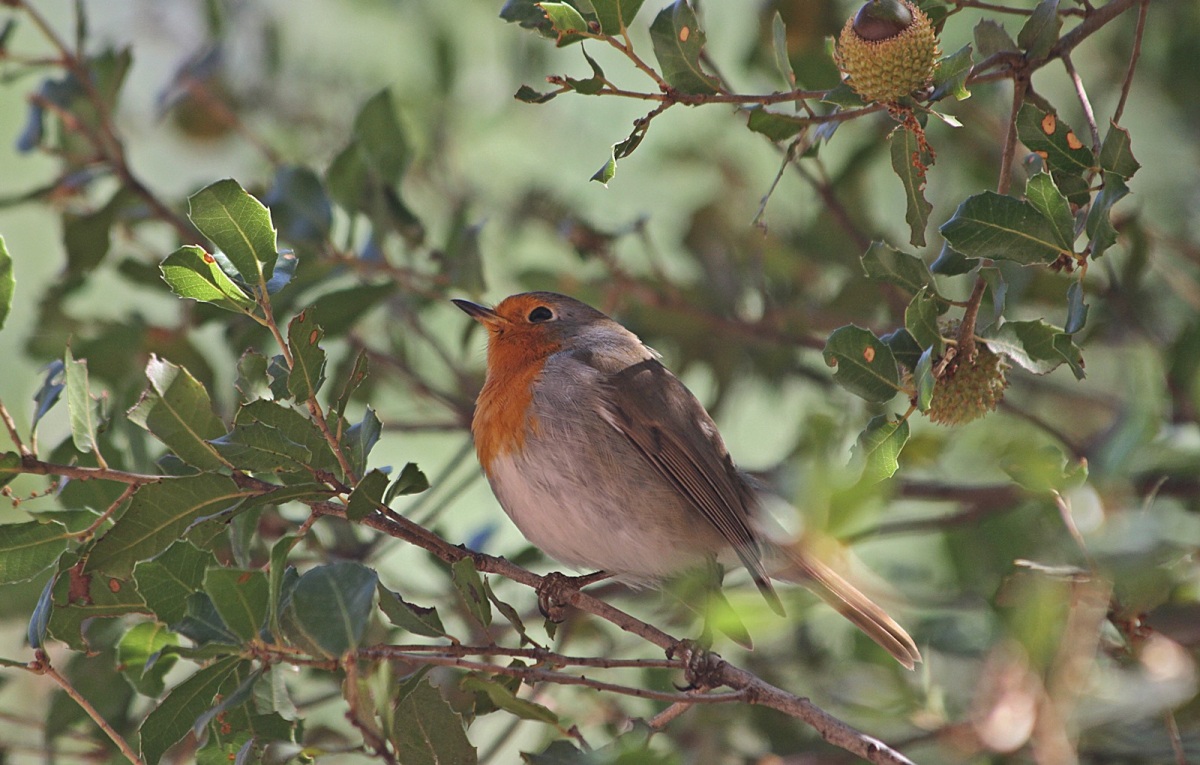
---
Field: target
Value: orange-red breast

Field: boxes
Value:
[453,292,920,668]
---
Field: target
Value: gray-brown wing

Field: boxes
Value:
[597,358,783,614]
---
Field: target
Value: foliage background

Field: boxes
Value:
[0,0,1198,763]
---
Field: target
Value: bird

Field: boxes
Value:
[453,291,921,668]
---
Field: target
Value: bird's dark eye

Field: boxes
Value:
[528,306,554,323]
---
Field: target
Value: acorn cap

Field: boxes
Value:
[835,0,939,104]
[926,343,1010,426]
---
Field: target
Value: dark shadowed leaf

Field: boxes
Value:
[310,282,393,336]
[1017,0,1061,59]
[461,674,558,724]
[940,191,1066,264]
[974,19,1017,58]
[881,328,922,372]
[930,243,977,276]
[1016,103,1094,178]
[204,568,269,642]
[1098,123,1139,179]
[451,557,492,628]
[823,326,901,403]
[861,241,937,296]
[386,462,430,502]
[279,562,377,657]
[139,655,242,765]
[1085,172,1129,259]
[377,584,447,638]
[746,108,805,142]
[346,469,389,522]
[263,165,332,249]
[1065,281,1089,335]
[889,124,935,246]
[135,542,218,625]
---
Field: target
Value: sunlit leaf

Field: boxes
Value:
[940,190,1066,264]
[128,356,228,471]
[188,179,278,286]
[649,0,719,95]
[854,415,910,483]
[822,326,901,403]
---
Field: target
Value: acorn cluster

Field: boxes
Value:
[926,343,1010,426]
[835,0,939,104]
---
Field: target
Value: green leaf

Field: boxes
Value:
[139,655,242,765]
[209,422,312,473]
[974,19,1017,58]
[235,400,339,473]
[484,578,533,643]
[204,568,269,642]
[746,108,805,142]
[1016,103,1094,178]
[0,520,71,584]
[160,245,256,311]
[264,164,333,251]
[175,592,239,646]
[390,678,478,765]
[1024,172,1075,252]
[346,407,382,477]
[770,11,795,90]
[64,349,102,457]
[929,44,972,102]
[914,346,936,412]
[346,468,389,522]
[377,584,447,638]
[539,2,591,46]
[128,356,229,471]
[461,674,559,724]
[0,235,12,332]
[889,126,933,247]
[135,542,218,625]
[268,534,300,639]
[1017,0,1061,59]
[822,326,901,403]
[279,562,377,657]
[332,350,370,423]
[386,462,430,502]
[905,290,943,354]
[649,0,720,95]
[930,243,977,276]
[1085,172,1130,259]
[939,191,1067,264]
[1098,123,1139,179]
[451,557,492,628]
[86,475,250,578]
[287,308,326,401]
[0,451,19,490]
[514,84,559,103]
[28,576,54,650]
[188,179,278,286]
[118,621,179,697]
[984,320,1082,376]
[881,328,922,371]
[355,89,410,184]
[861,241,937,296]
[62,188,130,275]
[821,83,866,109]
[48,568,148,651]
[854,415,909,484]
[1065,281,1089,335]
[591,0,646,34]
[591,146,618,185]
[1003,445,1087,493]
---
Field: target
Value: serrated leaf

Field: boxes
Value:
[386,462,430,502]
[592,0,646,34]
[0,520,71,583]
[889,126,933,247]
[0,236,14,331]
[905,290,943,353]
[377,584,447,638]
[390,679,478,765]
[984,319,1081,376]
[279,562,377,657]
[64,349,102,457]
[236,400,339,473]
[1085,172,1130,259]
[188,179,278,286]
[160,245,256,312]
[861,241,937,296]
[1065,281,1089,334]
[135,542,217,625]
[1016,103,1094,177]
[974,19,1017,58]
[1024,172,1075,252]
[649,0,719,95]
[346,468,389,522]
[287,308,326,401]
[139,655,242,765]
[822,326,901,403]
[451,557,492,628]
[1017,0,1061,59]
[1098,123,1139,179]
[128,356,228,471]
[204,568,269,642]
[539,2,590,46]
[940,190,1067,264]
[86,475,250,578]
[854,415,909,484]
[462,674,559,724]
[118,621,179,697]
[929,44,972,102]
[209,422,312,473]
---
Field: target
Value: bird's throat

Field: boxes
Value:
[473,331,559,473]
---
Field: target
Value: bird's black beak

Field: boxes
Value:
[452,298,501,325]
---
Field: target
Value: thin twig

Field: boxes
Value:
[29,652,145,765]
[1061,54,1100,152]
[1111,0,1149,126]
[0,398,33,457]
[72,483,139,540]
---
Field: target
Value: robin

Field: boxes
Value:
[453,291,920,668]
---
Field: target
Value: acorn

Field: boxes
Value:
[926,342,1009,426]
[835,0,939,104]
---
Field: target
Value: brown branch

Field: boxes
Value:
[1111,0,1149,126]
[1061,53,1100,152]
[0,398,32,458]
[9,456,163,486]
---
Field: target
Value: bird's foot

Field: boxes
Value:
[536,570,609,622]
[668,639,725,692]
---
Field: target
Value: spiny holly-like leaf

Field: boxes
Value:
[539,2,590,46]
[160,245,256,312]
[1098,123,1139,179]
[1024,172,1075,252]
[822,326,901,403]
[861,242,938,297]
[390,678,478,765]
[188,179,278,286]
[974,19,1017,58]
[984,319,1084,378]
[48,568,148,651]
[0,235,13,332]
[128,356,228,471]
[929,44,972,102]
[1085,172,1130,259]
[86,475,250,578]
[940,191,1067,264]
[346,468,389,522]
[287,308,326,401]
[889,127,934,247]
[1017,0,1061,59]
[649,0,719,95]
[1016,103,1094,178]
[854,415,910,484]
[592,0,646,34]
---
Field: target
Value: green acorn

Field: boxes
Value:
[927,343,1009,426]
[835,0,939,104]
